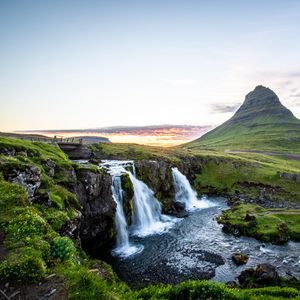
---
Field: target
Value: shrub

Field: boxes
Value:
[51,237,76,262]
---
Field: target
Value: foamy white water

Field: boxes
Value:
[128,172,177,237]
[101,160,143,258]
[101,160,176,256]
[172,167,215,211]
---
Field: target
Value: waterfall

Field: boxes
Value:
[128,172,176,237]
[172,167,214,211]
[101,160,176,256]
[101,160,143,258]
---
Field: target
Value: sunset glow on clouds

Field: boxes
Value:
[21,125,213,147]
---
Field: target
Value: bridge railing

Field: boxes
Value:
[28,136,83,145]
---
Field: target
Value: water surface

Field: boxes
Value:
[107,198,300,288]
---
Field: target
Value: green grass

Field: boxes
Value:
[193,152,300,204]
[218,204,300,243]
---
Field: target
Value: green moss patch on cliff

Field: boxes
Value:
[217,204,300,244]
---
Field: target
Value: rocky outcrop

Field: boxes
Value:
[232,253,249,265]
[3,166,41,204]
[71,168,116,254]
[278,172,300,183]
[58,144,92,160]
[238,264,280,288]
[135,160,175,213]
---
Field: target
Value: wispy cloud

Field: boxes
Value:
[210,103,240,114]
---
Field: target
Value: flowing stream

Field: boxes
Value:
[108,198,300,288]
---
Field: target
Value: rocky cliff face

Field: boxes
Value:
[71,168,116,254]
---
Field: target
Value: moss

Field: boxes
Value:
[57,264,132,300]
[0,180,28,211]
[4,207,49,240]
[0,247,47,282]
[42,208,73,231]
[48,185,79,210]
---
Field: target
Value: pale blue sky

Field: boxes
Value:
[1,0,300,131]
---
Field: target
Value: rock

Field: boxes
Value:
[5,166,41,203]
[35,191,52,207]
[278,172,300,183]
[43,159,56,177]
[274,222,289,244]
[71,168,116,254]
[174,201,186,211]
[244,213,255,222]
[238,263,279,288]
[226,281,238,288]
[221,224,240,236]
[59,210,82,246]
[17,151,27,157]
[59,144,92,160]
[0,147,16,156]
[232,253,249,265]
[135,160,175,212]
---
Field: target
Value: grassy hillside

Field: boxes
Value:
[186,86,300,153]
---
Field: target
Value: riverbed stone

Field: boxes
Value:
[232,253,249,265]
[238,263,279,287]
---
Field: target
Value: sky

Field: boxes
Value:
[1,0,300,133]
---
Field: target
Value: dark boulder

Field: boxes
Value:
[232,253,249,265]
[274,222,289,244]
[174,201,186,211]
[226,281,238,288]
[238,263,279,288]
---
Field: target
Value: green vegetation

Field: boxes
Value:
[51,237,77,261]
[0,137,80,282]
[194,152,300,204]
[0,136,300,298]
[218,204,300,243]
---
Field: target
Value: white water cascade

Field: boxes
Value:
[128,172,176,237]
[172,167,214,211]
[101,160,143,257]
[101,160,176,256]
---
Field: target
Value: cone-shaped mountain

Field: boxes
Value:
[186,85,300,152]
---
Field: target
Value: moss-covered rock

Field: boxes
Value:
[218,204,298,244]
[121,173,134,225]
[232,253,249,265]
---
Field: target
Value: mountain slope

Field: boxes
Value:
[186,85,300,153]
